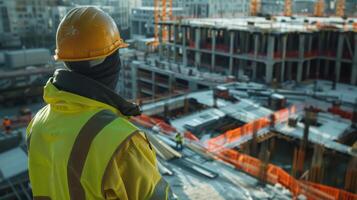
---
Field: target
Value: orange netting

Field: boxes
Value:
[130,105,357,200]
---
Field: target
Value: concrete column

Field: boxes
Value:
[261,34,267,54]
[267,35,275,60]
[297,34,305,82]
[132,65,138,99]
[335,34,344,83]
[182,26,187,67]
[245,32,250,53]
[173,25,177,62]
[252,34,259,80]
[266,35,275,82]
[229,31,234,75]
[281,35,287,82]
[168,25,172,42]
[194,28,201,67]
[287,62,293,80]
[167,25,172,60]
[159,24,163,59]
[266,62,274,83]
[306,34,313,78]
[297,62,303,82]
[138,21,143,35]
[324,59,330,78]
[238,59,244,78]
[351,34,357,85]
[211,29,216,72]
[152,72,156,96]
[317,32,324,77]
[169,74,174,94]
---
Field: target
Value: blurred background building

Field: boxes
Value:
[0,0,133,49]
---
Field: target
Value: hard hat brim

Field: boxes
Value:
[54,43,129,62]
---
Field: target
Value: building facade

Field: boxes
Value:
[0,0,131,48]
[131,0,249,38]
[0,0,58,48]
[118,48,229,100]
[130,7,185,38]
[141,0,249,18]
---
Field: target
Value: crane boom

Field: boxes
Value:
[284,0,292,17]
[250,0,261,16]
[314,0,324,17]
[336,0,345,17]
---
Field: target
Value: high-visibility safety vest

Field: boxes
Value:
[27,79,169,200]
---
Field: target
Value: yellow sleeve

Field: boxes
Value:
[103,131,169,200]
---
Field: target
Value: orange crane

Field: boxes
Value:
[336,0,345,17]
[152,0,173,47]
[152,0,160,47]
[250,0,261,16]
[314,0,324,17]
[284,0,292,17]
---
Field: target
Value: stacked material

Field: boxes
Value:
[146,132,182,160]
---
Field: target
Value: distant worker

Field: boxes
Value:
[2,116,12,134]
[26,7,170,200]
[175,133,184,150]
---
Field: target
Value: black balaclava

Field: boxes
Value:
[64,50,120,90]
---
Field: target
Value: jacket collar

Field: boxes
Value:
[51,69,141,116]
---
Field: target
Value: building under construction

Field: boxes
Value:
[157,16,357,85]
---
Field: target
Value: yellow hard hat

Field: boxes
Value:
[54,7,128,61]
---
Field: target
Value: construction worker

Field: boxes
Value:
[2,116,12,134]
[26,7,170,200]
[175,133,184,150]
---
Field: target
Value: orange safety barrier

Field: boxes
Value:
[130,114,156,128]
[131,109,357,200]
[207,105,298,151]
[184,131,200,141]
[131,114,178,136]
[214,147,357,200]
[328,107,353,120]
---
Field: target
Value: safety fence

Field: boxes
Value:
[327,106,353,121]
[130,114,199,142]
[130,104,357,200]
[206,104,301,152]
[216,148,356,200]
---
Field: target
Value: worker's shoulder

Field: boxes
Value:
[103,114,139,133]
[115,130,154,160]
[28,105,50,126]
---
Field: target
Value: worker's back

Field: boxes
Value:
[27,80,137,200]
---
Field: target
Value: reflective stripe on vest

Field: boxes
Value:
[67,110,116,200]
